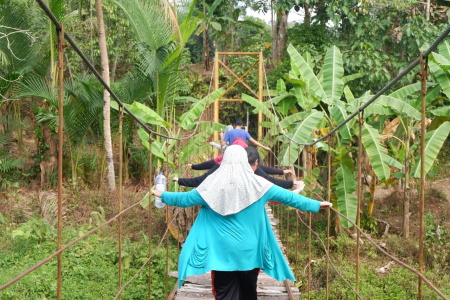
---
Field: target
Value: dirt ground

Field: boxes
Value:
[372,177,450,237]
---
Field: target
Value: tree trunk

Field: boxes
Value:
[304,3,311,25]
[203,5,210,71]
[272,9,288,65]
[40,122,57,188]
[95,0,116,191]
[204,30,210,70]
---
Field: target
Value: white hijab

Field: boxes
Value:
[196,145,273,216]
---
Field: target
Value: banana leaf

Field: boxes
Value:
[242,93,276,123]
[362,123,391,181]
[111,101,170,128]
[138,128,168,162]
[429,56,450,99]
[280,110,324,166]
[287,44,325,100]
[412,121,450,178]
[329,101,352,143]
[438,40,450,61]
[430,106,450,117]
[322,45,344,105]
[179,88,224,129]
[334,165,357,228]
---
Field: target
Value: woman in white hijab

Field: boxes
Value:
[151,145,332,299]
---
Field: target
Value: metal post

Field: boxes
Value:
[258,52,263,140]
[307,147,312,300]
[356,113,364,299]
[148,140,153,300]
[118,107,124,299]
[326,135,332,300]
[418,53,428,300]
[165,142,169,299]
[56,24,65,300]
[213,52,219,157]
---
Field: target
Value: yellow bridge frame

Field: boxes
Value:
[213,52,264,146]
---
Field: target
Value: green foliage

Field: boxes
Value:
[11,213,56,243]
[0,223,178,299]
[284,230,450,300]
[287,23,331,52]
[424,212,450,269]
[411,122,450,178]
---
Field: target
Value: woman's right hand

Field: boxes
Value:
[151,190,163,197]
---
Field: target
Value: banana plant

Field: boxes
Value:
[243,44,431,228]
[112,88,225,167]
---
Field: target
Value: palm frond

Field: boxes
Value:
[116,0,174,50]
[0,157,23,173]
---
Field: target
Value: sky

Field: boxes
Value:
[245,7,305,24]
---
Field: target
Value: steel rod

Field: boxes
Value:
[56,24,65,300]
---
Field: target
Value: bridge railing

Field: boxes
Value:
[1,1,449,299]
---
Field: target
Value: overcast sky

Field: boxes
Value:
[245,7,305,24]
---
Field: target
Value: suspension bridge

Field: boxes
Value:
[1,0,450,299]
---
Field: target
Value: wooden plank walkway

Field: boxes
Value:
[171,204,300,299]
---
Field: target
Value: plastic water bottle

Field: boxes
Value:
[154,172,166,208]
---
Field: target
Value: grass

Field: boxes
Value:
[274,203,450,300]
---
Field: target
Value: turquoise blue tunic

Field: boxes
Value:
[161,185,321,288]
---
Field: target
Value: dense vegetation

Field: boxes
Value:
[1,0,450,298]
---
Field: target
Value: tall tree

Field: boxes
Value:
[95,0,115,191]
[196,0,223,70]
[271,2,289,65]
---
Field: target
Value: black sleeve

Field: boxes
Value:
[255,167,293,189]
[177,164,220,187]
[259,164,284,175]
[191,159,216,170]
